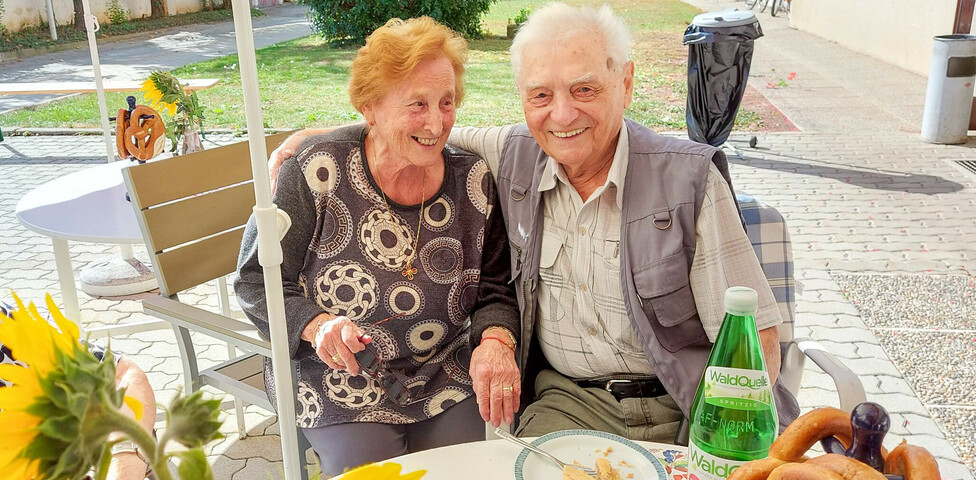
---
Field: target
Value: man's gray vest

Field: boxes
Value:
[494,119,798,426]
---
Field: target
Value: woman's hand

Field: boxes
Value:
[303,313,371,375]
[470,329,521,427]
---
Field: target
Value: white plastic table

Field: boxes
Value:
[15,160,156,322]
[331,438,688,480]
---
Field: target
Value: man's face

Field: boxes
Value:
[518,32,635,173]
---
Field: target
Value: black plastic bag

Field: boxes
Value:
[684,18,763,147]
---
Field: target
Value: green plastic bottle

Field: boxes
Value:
[687,286,778,480]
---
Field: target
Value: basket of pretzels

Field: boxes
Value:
[729,402,941,480]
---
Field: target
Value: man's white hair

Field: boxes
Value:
[510,3,632,84]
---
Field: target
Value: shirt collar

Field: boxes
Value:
[537,119,629,209]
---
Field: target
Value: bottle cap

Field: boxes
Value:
[724,286,758,316]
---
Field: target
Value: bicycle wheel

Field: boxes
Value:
[745,0,758,9]
[758,0,770,13]
[770,0,780,16]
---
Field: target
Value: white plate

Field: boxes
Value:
[513,430,667,480]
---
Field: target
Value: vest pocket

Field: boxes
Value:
[633,253,707,352]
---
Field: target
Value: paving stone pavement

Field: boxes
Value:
[3,3,976,480]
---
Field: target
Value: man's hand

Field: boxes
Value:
[759,325,781,385]
[470,329,521,427]
[268,130,314,193]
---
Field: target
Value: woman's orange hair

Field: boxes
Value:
[349,17,468,113]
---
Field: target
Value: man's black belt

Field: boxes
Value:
[576,377,667,401]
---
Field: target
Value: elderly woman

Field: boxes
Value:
[234,17,520,475]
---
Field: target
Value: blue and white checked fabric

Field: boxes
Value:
[737,193,796,339]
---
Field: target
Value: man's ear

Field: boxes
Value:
[622,60,636,109]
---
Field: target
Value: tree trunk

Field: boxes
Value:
[73,0,85,31]
[150,0,167,18]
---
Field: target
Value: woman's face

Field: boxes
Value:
[363,56,458,168]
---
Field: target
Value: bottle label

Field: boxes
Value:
[688,440,747,480]
[701,366,773,410]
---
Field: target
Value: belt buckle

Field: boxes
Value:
[604,379,632,393]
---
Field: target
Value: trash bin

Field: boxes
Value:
[684,10,763,147]
[921,35,976,144]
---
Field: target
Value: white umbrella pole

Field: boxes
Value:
[229,1,302,479]
[45,0,58,40]
[80,0,115,163]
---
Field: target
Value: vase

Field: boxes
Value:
[181,127,204,155]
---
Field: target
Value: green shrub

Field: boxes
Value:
[299,0,495,45]
[512,7,530,25]
[107,0,128,24]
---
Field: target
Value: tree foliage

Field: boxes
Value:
[299,0,495,44]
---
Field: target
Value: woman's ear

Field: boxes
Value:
[361,104,376,127]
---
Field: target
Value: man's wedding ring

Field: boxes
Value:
[502,386,514,392]
[331,353,342,363]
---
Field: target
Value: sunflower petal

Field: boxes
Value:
[123,395,144,421]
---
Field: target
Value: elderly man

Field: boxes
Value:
[268,4,798,442]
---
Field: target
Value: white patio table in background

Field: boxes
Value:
[15,159,163,334]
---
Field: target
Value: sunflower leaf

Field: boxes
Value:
[176,449,215,480]
[37,414,80,442]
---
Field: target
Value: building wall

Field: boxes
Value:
[790,0,959,77]
[0,0,251,33]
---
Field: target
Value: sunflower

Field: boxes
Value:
[140,75,179,117]
[0,293,142,480]
[338,463,426,480]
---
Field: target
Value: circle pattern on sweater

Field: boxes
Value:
[423,196,454,232]
[359,208,414,272]
[347,149,384,205]
[296,382,323,427]
[424,386,468,416]
[448,269,481,325]
[312,196,353,259]
[466,160,489,214]
[406,319,448,354]
[419,237,463,284]
[303,151,340,196]
[313,262,377,321]
[324,370,382,409]
[385,281,424,319]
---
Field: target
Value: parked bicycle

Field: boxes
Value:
[746,0,789,16]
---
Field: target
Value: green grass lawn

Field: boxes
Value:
[0,0,763,131]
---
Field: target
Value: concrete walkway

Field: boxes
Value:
[0,2,312,114]
[683,1,976,478]
[1,2,975,479]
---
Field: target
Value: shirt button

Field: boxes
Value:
[587,327,599,336]
[579,284,588,292]
[578,226,586,235]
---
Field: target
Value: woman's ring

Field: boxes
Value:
[502,386,514,392]
[331,353,342,363]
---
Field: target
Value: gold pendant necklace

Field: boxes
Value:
[378,169,426,281]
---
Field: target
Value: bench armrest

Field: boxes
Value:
[143,295,271,357]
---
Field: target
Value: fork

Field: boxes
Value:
[494,427,598,476]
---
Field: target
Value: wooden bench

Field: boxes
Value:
[0,78,220,141]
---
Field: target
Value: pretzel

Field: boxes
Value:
[884,442,940,480]
[122,106,166,161]
[115,108,129,160]
[766,462,846,480]
[769,407,853,462]
[727,407,941,480]
[806,454,887,480]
